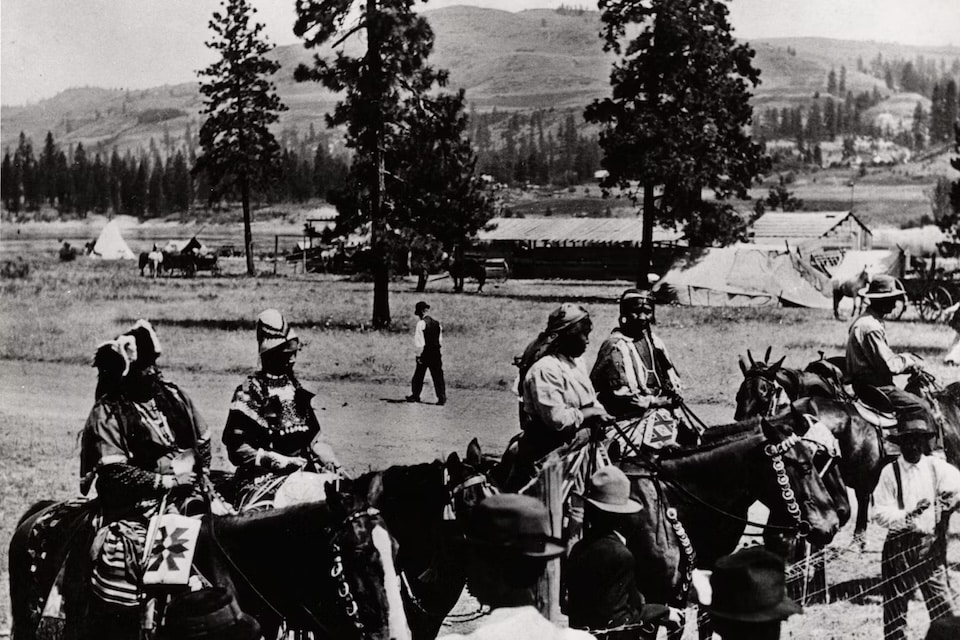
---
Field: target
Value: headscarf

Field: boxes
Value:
[515,303,590,383]
[91,319,162,398]
[257,309,299,355]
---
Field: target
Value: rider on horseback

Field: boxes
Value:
[223,309,341,506]
[591,289,681,414]
[846,276,933,446]
[80,320,211,609]
[506,303,611,490]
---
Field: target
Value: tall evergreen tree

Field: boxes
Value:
[148,159,166,217]
[827,68,837,95]
[839,65,847,94]
[195,0,287,275]
[913,101,928,150]
[295,0,447,328]
[73,143,91,217]
[92,154,110,214]
[132,158,149,217]
[585,0,769,284]
[39,132,59,206]
[1,152,12,212]
[109,149,124,215]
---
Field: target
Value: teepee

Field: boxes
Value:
[91,220,136,260]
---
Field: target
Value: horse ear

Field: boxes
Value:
[739,355,749,376]
[446,452,463,484]
[466,438,482,467]
[747,349,755,366]
[764,346,772,363]
[769,356,786,374]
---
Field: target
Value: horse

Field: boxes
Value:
[734,349,897,541]
[138,250,163,277]
[447,257,486,294]
[619,414,846,639]
[9,486,411,640]
[831,266,870,319]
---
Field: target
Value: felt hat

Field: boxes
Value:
[415,301,430,313]
[123,319,162,367]
[704,546,801,622]
[859,274,906,300]
[158,588,261,640]
[256,309,299,355]
[888,419,936,441]
[926,616,960,640]
[584,466,642,514]
[464,494,565,559]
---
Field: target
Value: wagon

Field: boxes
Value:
[900,250,960,321]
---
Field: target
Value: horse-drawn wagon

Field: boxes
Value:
[900,244,960,321]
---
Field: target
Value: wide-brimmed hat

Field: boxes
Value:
[704,546,801,622]
[464,494,565,558]
[256,309,299,355]
[859,274,906,301]
[620,289,654,313]
[926,616,960,640]
[415,301,430,313]
[158,588,261,640]
[888,420,936,441]
[584,466,642,514]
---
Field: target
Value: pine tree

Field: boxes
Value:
[913,101,928,149]
[73,143,91,217]
[945,80,959,142]
[195,0,287,275]
[839,65,847,95]
[585,0,768,283]
[806,102,824,143]
[1,152,12,212]
[148,159,166,217]
[92,154,110,214]
[39,132,59,207]
[295,0,448,327]
[170,151,192,213]
[931,83,947,143]
[109,149,124,215]
[827,68,837,95]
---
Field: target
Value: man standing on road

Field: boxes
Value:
[873,421,960,640]
[407,300,446,405]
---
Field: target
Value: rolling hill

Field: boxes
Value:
[2,5,959,155]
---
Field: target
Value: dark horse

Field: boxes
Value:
[619,414,847,639]
[734,348,899,541]
[9,485,410,640]
[339,441,495,640]
[447,257,486,293]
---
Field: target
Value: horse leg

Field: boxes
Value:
[833,290,842,320]
[854,488,870,550]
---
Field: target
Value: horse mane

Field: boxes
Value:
[216,500,334,534]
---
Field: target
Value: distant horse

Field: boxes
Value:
[831,266,870,319]
[138,248,163,277]
[448,257,486,293]
[9,488,410,640]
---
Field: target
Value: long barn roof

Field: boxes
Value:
[750,211,870,239]
[477,217,681,245]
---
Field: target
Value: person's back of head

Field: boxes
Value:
[926,615,960,640]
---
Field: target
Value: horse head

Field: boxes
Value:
[445,438,499,520]
[734,349,789,420]
[323,484,412,640]
[755,417,840,547]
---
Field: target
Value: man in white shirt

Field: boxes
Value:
[873,421,960,640]
[407,300,446,405]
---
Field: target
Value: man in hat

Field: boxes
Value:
[407,300,446,405]
[702,545,802,640]
[567,466,682,639]
[80,320,211,616]
[591,289,681,419]
[438,493,595,639]
[846,274,933,441]
[873,420,960,640]
[223,309,340,504]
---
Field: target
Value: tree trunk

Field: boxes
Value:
[241,173,255,276]
[637,181,655,289]
[367,0,391,328]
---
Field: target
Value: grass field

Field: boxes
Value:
[2,240,960,638]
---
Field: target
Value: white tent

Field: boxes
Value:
[654,244,832,308]
[827,249,905,280]
[91,220,136,260]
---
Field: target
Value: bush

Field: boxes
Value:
[1,259,30,279]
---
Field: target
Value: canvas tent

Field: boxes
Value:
[827,249,905,280]
[91,220,136,260]
[654,244,832,308]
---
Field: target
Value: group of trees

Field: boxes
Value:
[755,90,887,145]
[472,109,602,186]
[0,130,349,219]
[858,52,960,98]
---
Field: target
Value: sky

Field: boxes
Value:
[2,0,959,106]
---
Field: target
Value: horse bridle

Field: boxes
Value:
[743,371,791,417]
[443,469,499,521]
[327,506,388,634]
[763,434,812,539]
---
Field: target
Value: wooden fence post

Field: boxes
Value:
[529,455,563,623]
[274,236,279,275]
